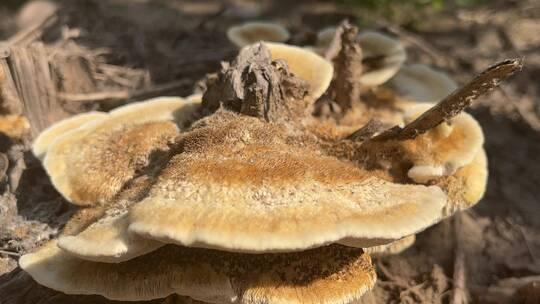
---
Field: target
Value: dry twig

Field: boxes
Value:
[0,249,21,257]
[451,213,468,304]
[346,119,386,141]
[372,58,523,142]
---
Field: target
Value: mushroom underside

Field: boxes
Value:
[20,241,376,304]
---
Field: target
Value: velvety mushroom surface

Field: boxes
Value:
[17,19,510,302]
[43,97,200,205]
[32,111,107,159]
[128,110,447,252]
[21,241,375,304]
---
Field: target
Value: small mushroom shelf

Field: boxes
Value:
[20,21,520,304]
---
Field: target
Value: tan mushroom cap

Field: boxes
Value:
[227,22,290,48]
[265,42,334,100]
[363,235,416,257]
[43,97,200,205]
[358,31,406,86]
[457,149,488,206]
[402,104,484,184]
[389,64,458,104]
[20,241,376,304]
[57,212,163,263]
[440,149,488,216]
[127,112,446,253]
[316,26,337,50]
[32,111,107,159]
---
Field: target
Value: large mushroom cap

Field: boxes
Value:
[402,104,484,184]
[389,64,458,103]
[457,149,488,206]
[316,26,337,50]
[265,42,334,100]
[42,97,200,206]
[57,212,163,263]
[440,148,488,216]
[128,112,446,253]
[227,22,290,48]
[20,241,376,304]
[358,31,407,86]
[32,111,107,159]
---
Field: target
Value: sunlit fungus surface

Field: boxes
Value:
[21,21,522,304]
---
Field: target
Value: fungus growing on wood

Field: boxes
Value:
[202,43,325,122]
[227,22,290,48]
[401,104,484,183]
[130,44,447,253]
[363,59,521,216]
[42,97,200,205]
[20,241,376,303]
[57,212,163,263]
[389,64,458,103]
[18,22,521,302]
[358,31,406,86]
[127,113,447,252]
[32,111,107,159]
[438,149,488,216]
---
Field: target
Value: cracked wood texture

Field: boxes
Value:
[201,43,309,123]
[329,21,363,111]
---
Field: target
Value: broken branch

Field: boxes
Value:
[346,119,386,141]
[372,58,523,141]
[330,21,363,111]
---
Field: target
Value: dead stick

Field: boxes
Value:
[0,249,21,257]
[330,21,363,111]
[451,213,468,304]
[346,119,386,141]
[372,58,523,141]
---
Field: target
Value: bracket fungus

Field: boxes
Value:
[20,21,522,303]
[227,22,290,48]
[42,96,200,205]
[32,111,107,159]
[389,64,458,104]
[357,31,407,86]
[310,25,406,88]
[401,103,484,184]
[20,241,375,303]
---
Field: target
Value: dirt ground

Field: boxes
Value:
[0,0,539,303]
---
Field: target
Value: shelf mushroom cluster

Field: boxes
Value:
[19,21,491,304]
